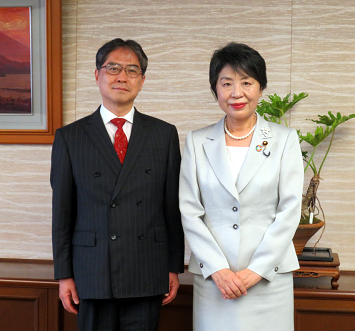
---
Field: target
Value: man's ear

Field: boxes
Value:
[95,69,99,85]
[139,75,146,91]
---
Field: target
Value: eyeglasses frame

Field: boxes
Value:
[100,63,143,78]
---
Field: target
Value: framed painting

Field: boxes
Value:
[0,0,62,144]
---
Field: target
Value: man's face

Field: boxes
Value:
[95,47,145,114]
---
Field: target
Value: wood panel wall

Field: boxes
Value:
[0,0,354,270]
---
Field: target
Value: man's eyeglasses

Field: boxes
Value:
[100,63,142,78]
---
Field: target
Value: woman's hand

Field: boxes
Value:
[235,269,262,290]
[211,268,247,300]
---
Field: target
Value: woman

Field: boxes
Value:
[179,42,304,331]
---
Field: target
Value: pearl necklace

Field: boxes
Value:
[224,116,256,140]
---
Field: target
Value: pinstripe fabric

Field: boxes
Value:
[51,107,184,300]
[78,297,161,331]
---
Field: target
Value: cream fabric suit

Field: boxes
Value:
[179,114,304,282]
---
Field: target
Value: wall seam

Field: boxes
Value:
[290,0,294,127]
[74,0,78,121]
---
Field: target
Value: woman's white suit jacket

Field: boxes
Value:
[179,114,304,282]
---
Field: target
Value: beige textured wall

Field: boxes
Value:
[0,0,354,270]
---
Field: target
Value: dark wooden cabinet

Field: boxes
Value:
[294,295,355,331]
[0,259,354,331]
[0,259,78,331]
[0,286,48,331]
[0,284,77,331]
[294,277,355,331]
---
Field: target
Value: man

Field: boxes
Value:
[51,38,184,331]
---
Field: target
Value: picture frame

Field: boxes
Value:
[0,0,62,144]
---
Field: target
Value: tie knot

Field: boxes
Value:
[111,118,126,128]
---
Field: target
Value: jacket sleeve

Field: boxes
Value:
[179,132,230,279]
[164,125,185,273]
[247,129,304,281]
[50,129,76,280]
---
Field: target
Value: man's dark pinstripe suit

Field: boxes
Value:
[51,106,184,306]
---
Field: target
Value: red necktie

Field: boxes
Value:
[111,118,128,163]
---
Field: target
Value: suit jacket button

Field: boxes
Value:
[111,234,117,241]
[199,263,203,268]
[232,206,238,212]
[275,267,279,272]
[110,202,117,208]
[138,234,144,240]
[145,168,152,174]
[233,224,238,229]
[94,171,101,177]
[136,200,143,206]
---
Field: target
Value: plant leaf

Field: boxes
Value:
[309,111,355,128]
[284,92,309,112]
[299,126,333,147]
[256,92,308,123]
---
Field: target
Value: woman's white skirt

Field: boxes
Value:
[193,272,294,331]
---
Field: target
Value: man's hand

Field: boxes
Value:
[211,268,247,300]
[235,269,262,290]
[162,272,179,306]
[59,278,80,314]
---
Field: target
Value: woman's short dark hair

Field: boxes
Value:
[96,38,148,75]
[209,42,267,99]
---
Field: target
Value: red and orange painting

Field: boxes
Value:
[0,7,31,114]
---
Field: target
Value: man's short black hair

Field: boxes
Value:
[96,38,148,75]
[209,42,267,99]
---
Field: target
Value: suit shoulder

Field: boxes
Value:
[189,123,215,138]
[138,112,177,131]
[268,121,297,138]
[139,112,174,126]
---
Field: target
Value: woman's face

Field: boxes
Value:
[216,65,262,122]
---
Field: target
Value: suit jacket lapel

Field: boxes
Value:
[237,114,274,193]
[111,109,150,201]
[83,107,122,177]
[203,117,239,200]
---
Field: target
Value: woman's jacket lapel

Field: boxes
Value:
[203,117,239,201]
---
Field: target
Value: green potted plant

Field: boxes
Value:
[257,93,355,254]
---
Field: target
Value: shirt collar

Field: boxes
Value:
[100,104,135,125]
